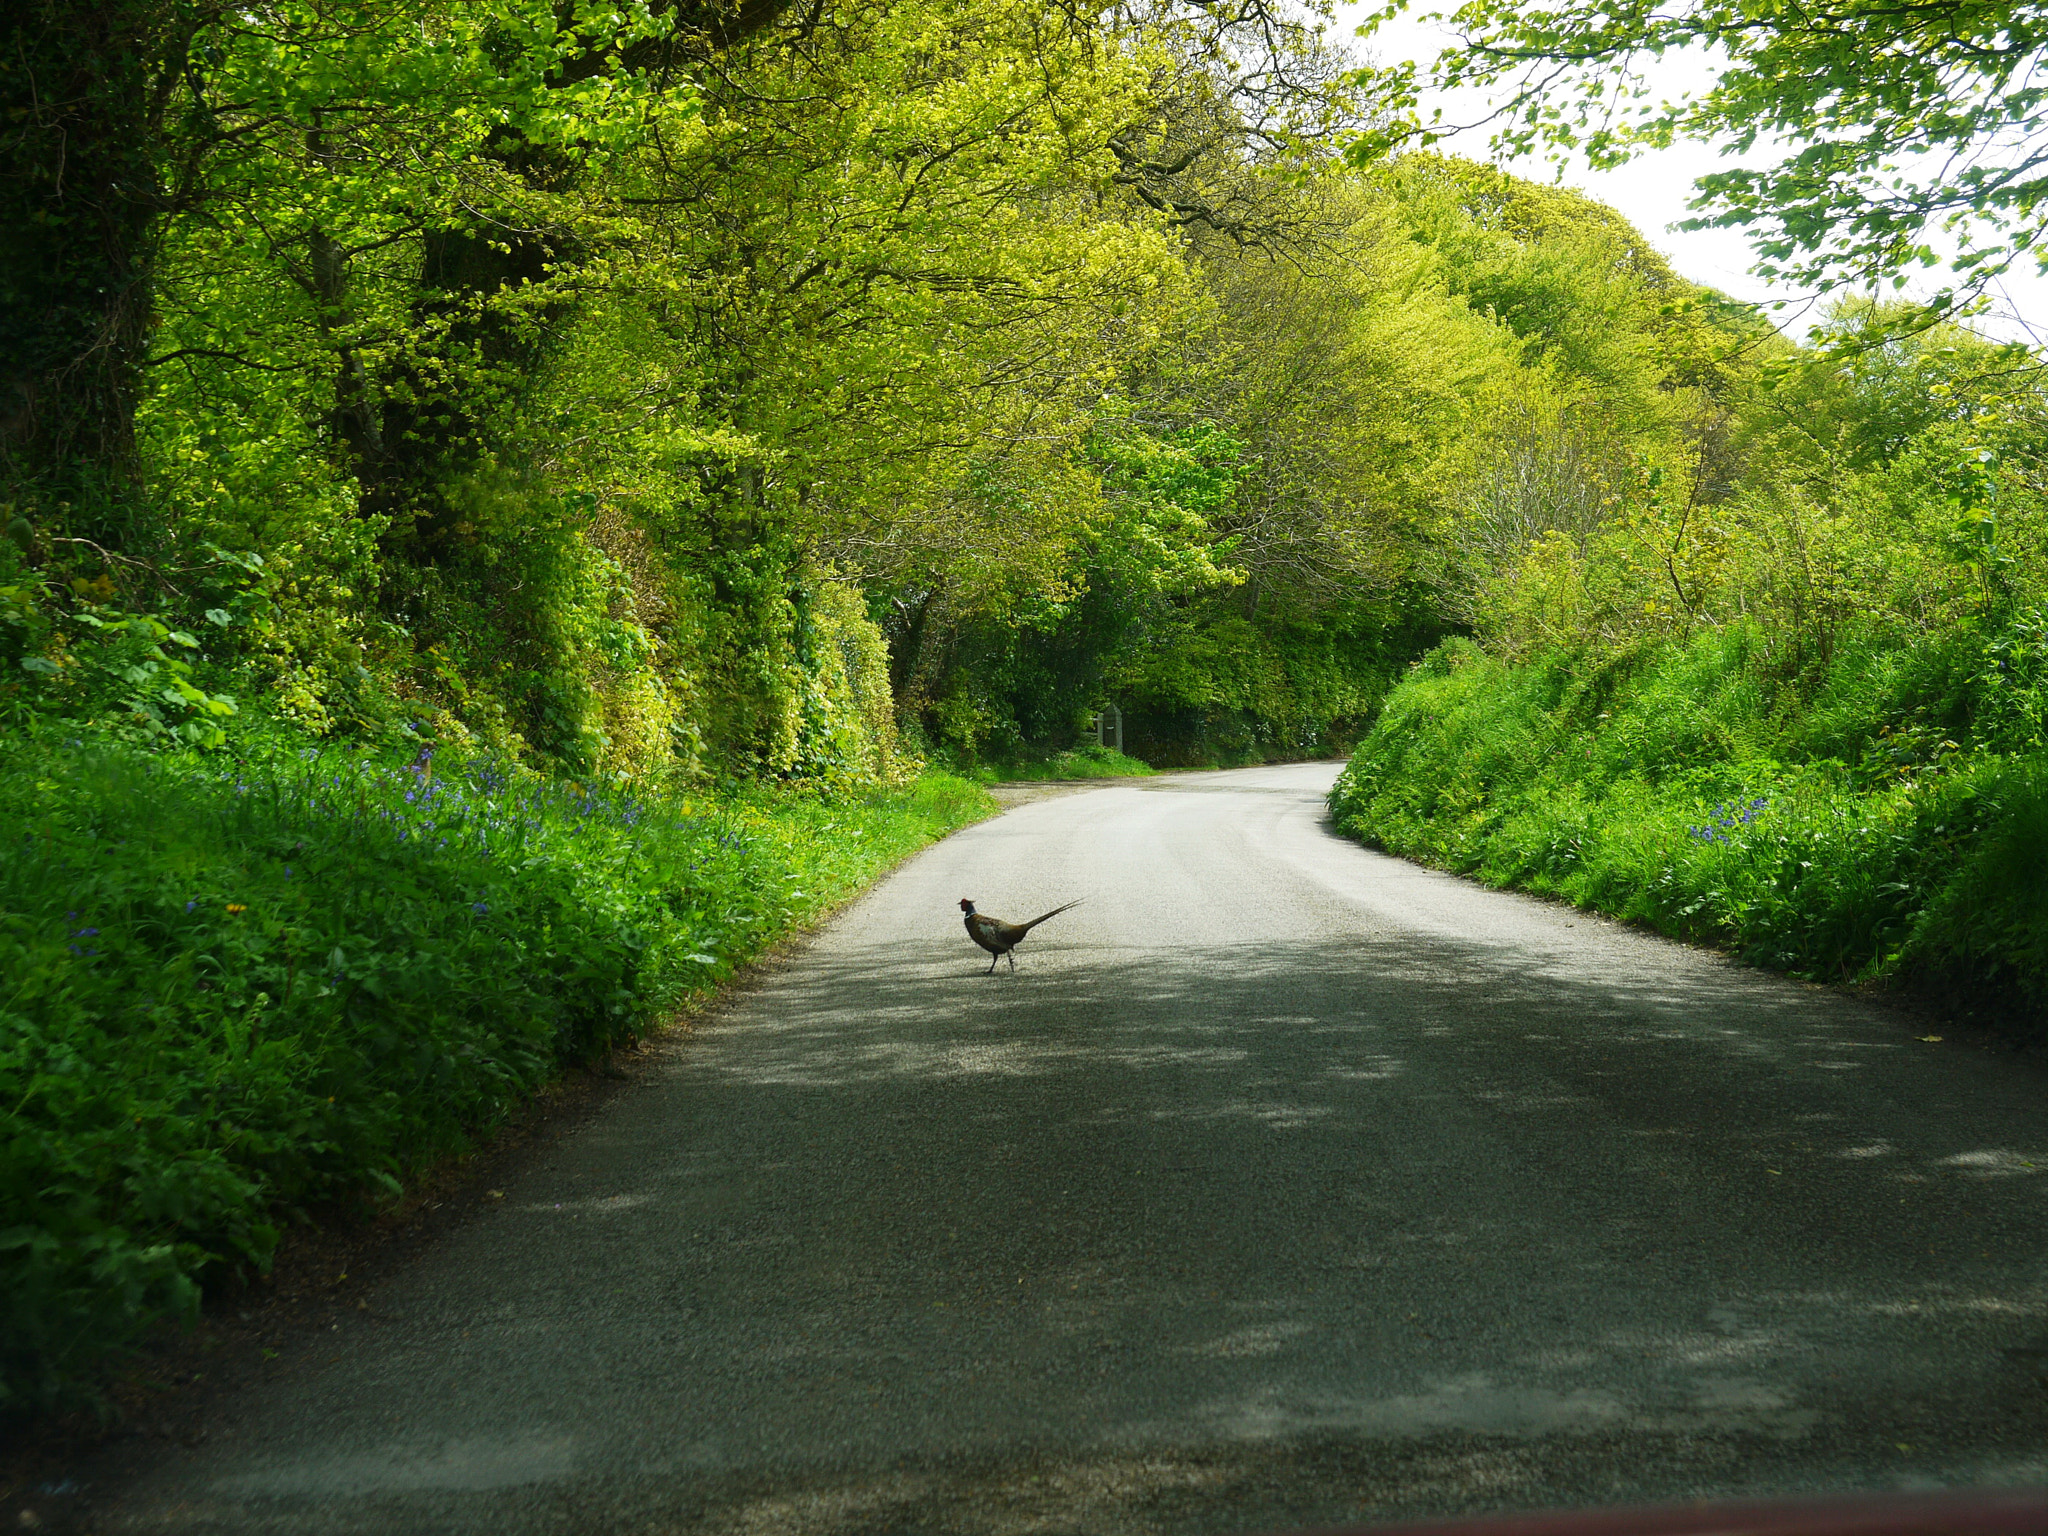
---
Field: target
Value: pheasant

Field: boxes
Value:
[959,898,1081,973]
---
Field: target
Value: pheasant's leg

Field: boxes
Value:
[1007,951,1016,971]
[986,950,999,975]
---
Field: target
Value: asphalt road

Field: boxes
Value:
[74,763,2048,1534]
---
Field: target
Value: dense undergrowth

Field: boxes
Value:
[1331,622,2048,1012]
[1,731,992,1411]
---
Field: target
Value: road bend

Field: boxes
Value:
[78,763,2048,1534]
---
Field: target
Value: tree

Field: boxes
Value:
[1349,0,2048,305]
[0,1,218,548]
[0,0,782,555]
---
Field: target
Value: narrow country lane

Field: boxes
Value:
[79,764,2048,1534]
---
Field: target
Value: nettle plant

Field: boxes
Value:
[6,581,243,749]
[1,540,245,748]
[63,609,241,748]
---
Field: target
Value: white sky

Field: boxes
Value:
[1330,3,2048,344]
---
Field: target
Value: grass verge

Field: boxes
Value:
[1,733,993,1412]
[984,743,1157,781]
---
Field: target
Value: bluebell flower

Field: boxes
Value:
[472,901,490,915]
[186,900,197,913]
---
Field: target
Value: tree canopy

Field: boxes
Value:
[1348,0,2048,306]
[6,0,2046,776]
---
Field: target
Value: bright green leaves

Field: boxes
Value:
[7,589,241,750]
[1348,0,2048,302]
[157,0,709,462]
[1087,414,1247,600]
[552,0,1205,614]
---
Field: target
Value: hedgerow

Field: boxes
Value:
[0,731,991,1410]
[1330,623,2048,1009]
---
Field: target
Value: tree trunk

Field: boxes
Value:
[0,0,201,550]
[889,591,936,706]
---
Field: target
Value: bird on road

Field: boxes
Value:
[959,898,1081,973]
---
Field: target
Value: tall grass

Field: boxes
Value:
[1330,623,2048,1008]
[0,734,993,1410]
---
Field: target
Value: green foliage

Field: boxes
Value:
[1330,281,2048,1008]
[893,157,1715,767]
[1332,618,2048,1009]
[14,0,2048,1443]
[988,743,1158,781]
[0,541,250,749]
[86,0,1324,789]
[1351,0,2048,304]
[0,731,992,1410]
[1913,761,2048,1002]
[1321,230,2048,1026]
[1087,416,1248,601]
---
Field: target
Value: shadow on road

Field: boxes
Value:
[74,921,2048,1535]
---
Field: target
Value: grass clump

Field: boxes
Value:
[1329,625,2048,1010]
[0,734,992,1411]
[985,743,1157,781]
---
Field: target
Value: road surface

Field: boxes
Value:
[73,764,2048,1533]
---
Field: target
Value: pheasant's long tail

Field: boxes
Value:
[1020,899,1083,933]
